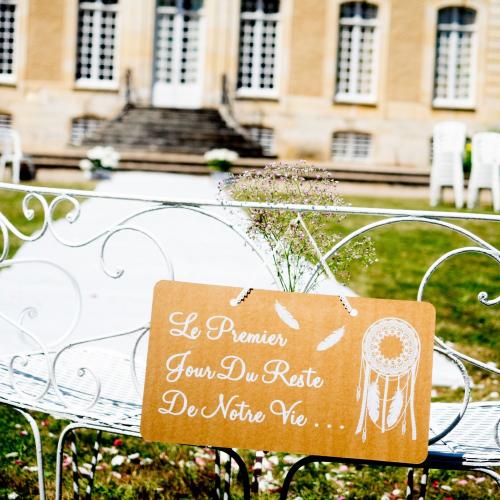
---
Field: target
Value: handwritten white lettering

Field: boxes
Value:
[262,360,324,388]
[168,312,201,340]
[201,394,266,423]
[269,399,307,426]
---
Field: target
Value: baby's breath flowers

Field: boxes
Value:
[223,161,376,292]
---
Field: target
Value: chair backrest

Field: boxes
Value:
[470,132,500,187]
[432,121,467,158]
[1,129,22,158]
[472,132,500,167]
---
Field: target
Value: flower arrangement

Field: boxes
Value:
[222,161,376,292]
[79,146,120,179]
[203,148,239,172]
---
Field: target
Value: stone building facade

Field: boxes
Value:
[1,0,499,168]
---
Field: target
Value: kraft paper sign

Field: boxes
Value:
[141,281,435,464]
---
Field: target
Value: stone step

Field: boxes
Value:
[91,127,249,141]
[83,105,264,157]
[84,140,263,157]
[30,152,430,186]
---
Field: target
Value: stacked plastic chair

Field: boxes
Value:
[468,132,500,212]
[430,121,467,208]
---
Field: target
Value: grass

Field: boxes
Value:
[0,181,498,498]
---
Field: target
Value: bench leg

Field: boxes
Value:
[418,467,429,499]
[55,423,83,500]
[69,430,80,500]
[12,407,46,500]
[406,468,414,499]
[85,431,102,500]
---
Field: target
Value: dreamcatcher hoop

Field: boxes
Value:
[355,318,421,442]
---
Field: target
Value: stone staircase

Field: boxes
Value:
[82,106,266,157]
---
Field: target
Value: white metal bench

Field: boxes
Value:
[0,181,498,499]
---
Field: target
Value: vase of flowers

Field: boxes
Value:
[204,148,238,185]
[79,146,120,180]
[222,161,376,292]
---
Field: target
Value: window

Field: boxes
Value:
[245,125,275,155]
[0,0,16,83]
[70,116,104,145]
[433,7,476,108]
[335,2,378,103]
[237,0,280,97]
[76,0,119,87]
[331,131,372,161]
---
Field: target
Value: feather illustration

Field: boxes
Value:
[274,300,300,330]
[316,326,346,351]
[367,381,380,424]
[386,388,403,428]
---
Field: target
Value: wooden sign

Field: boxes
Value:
[141,281,435,464]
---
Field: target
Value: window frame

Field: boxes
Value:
[335,1,380,105]
[74,0,120,90]
[70,116,105,146]
[331,130,372,162]
[236,0,281,99]
[0,0,18,85]
[432,6,477,110]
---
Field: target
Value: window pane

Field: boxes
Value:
[263,0,280,14]
[434,7,476,105]
[71,117,104,145]
[336,2,378,100]
[155,11,175,84]
[241,0,259,13]
[237,1,279,92]
[332,132,372,161]
[158,0,177,7]
[340,2,377,20]
[0,0,16,78]
[438,6,476,26]
[76,0,118,83]
[183,0,203,11]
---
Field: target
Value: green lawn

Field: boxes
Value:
[0,182,498,499]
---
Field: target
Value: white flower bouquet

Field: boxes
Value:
[79,146,120,179]
[203,148,239,172]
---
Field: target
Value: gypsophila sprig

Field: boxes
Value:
[223,161,376,292]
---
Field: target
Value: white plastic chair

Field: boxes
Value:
[468,132,500,212]
[430,121,467,208]
[0,129,22,184]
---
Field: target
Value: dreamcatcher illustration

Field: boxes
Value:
[355,318,421,442]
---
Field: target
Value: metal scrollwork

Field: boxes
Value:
[0,192,49,262]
